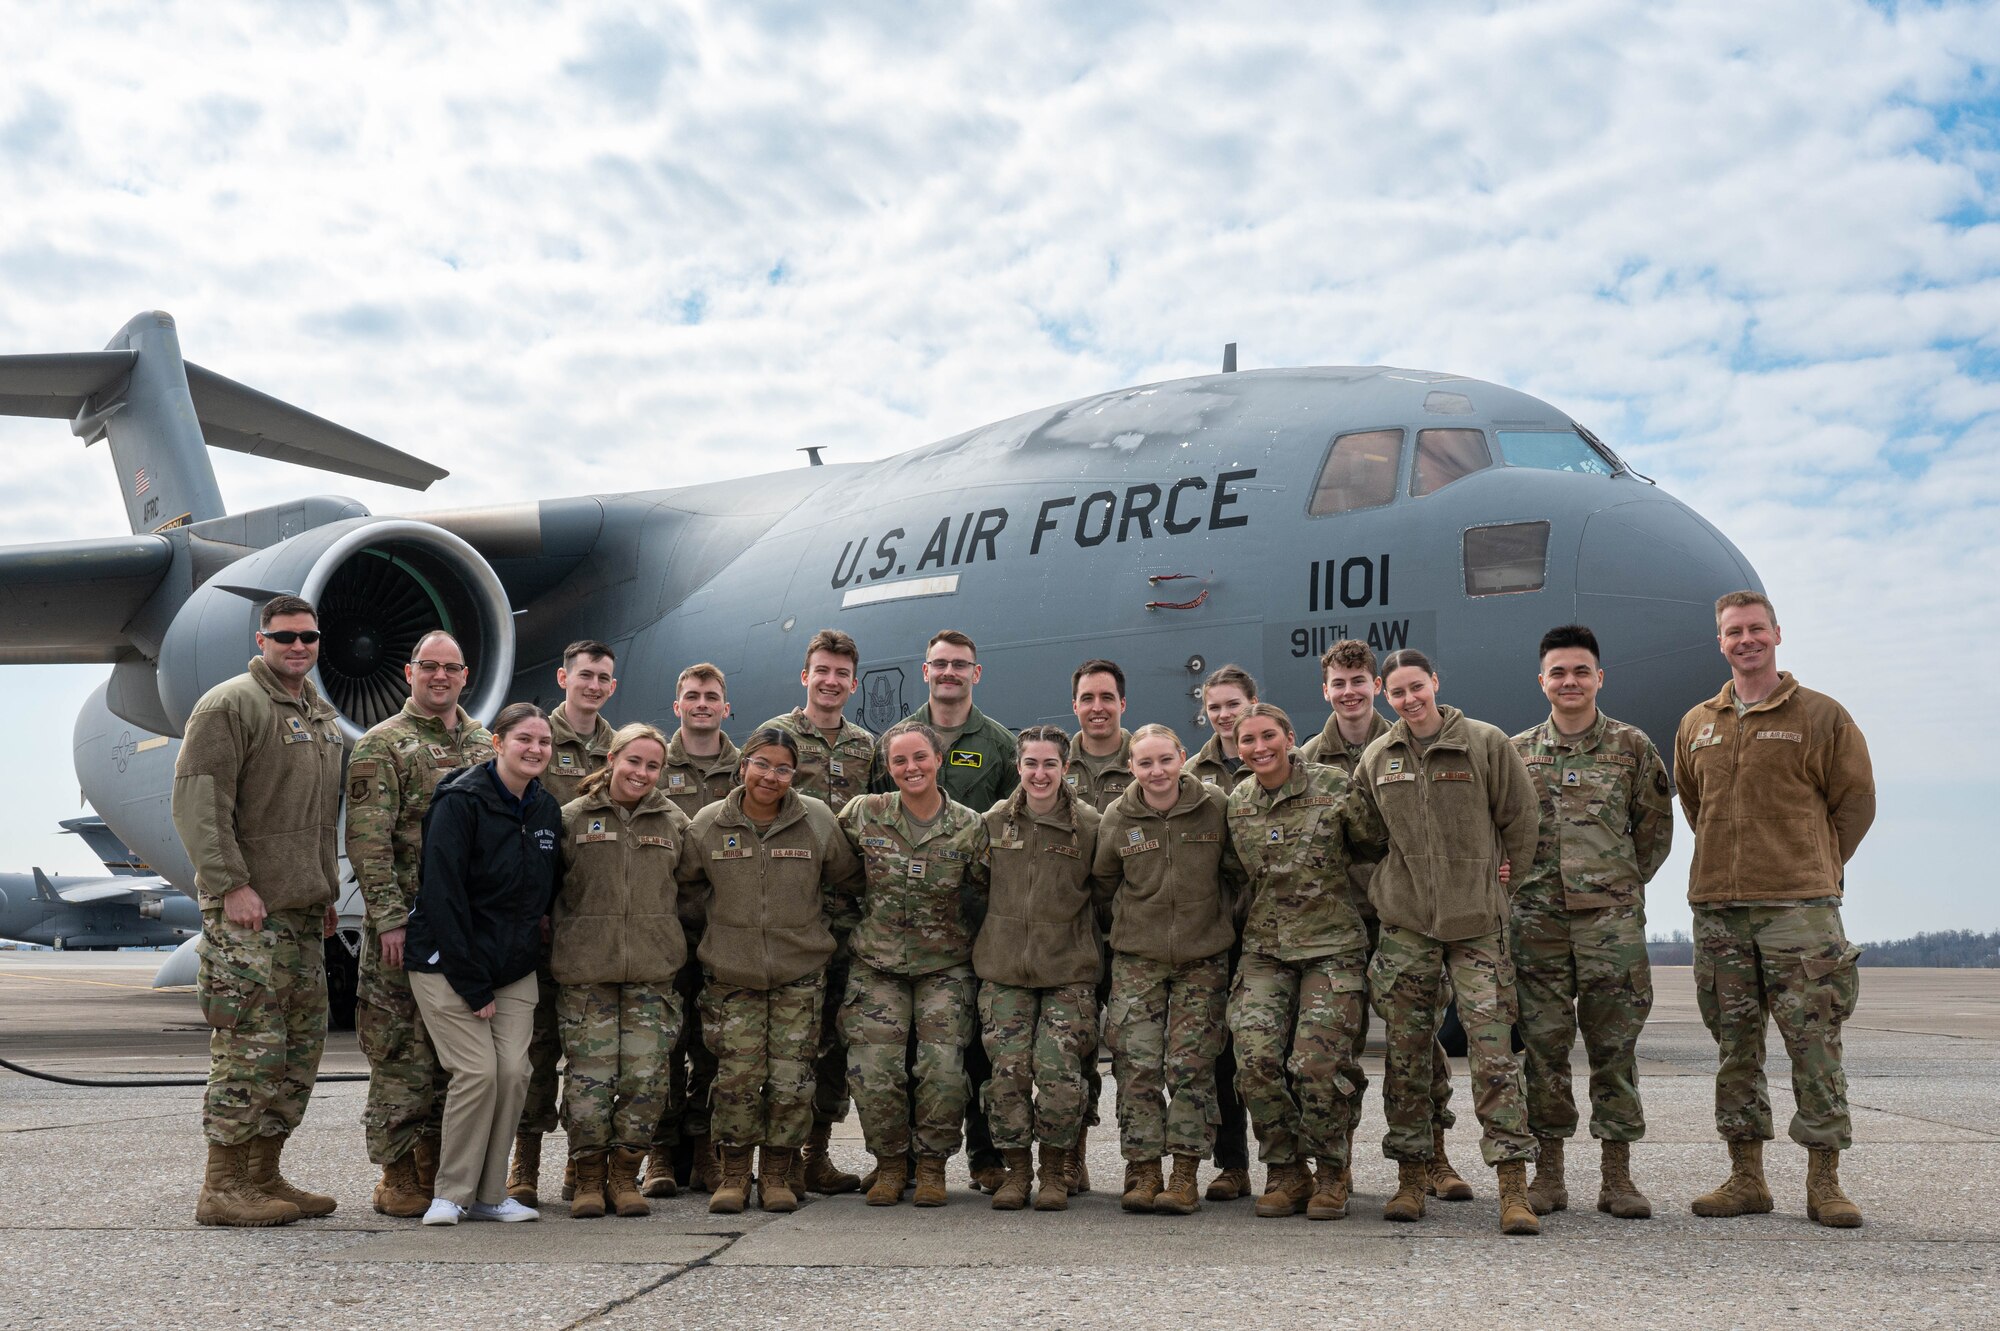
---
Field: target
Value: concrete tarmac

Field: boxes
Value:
[3,953,1996,1330]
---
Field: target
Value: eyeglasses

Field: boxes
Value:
[745,757,796,780]
[924,658,976,673]
[264,630,322,645]
[411,660,468,675]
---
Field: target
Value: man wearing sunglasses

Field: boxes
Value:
[343,631,495,1217]
[173,594,347,1227]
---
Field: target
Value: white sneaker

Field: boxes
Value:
[421,1198,464,1226]
[469,1198,540,1223]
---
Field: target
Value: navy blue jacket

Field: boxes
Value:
[407,761,561,1009]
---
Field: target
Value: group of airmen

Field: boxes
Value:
[169,585,1875,1237]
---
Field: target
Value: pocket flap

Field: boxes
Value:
[1800,944,1863,980]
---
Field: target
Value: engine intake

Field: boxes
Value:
[159,517,515,742]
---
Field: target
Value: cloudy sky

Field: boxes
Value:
[2,1,1995,942]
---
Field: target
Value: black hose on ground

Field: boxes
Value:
[0,1053,367,1088]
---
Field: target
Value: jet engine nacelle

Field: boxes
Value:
[158,517,516,743]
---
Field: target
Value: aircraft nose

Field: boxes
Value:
[1575,495,1761,749]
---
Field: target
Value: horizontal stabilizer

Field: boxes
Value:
[0,350,138,419]
[56,879,156,906]
[184,362,448,490]
[0,534,173,664]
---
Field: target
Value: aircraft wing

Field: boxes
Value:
[183,362,449,490]
[0,534,173,664]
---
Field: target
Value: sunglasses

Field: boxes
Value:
[264,630,322,645]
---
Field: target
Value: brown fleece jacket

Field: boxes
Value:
[1353,705,1540,942]
[1092,774,1243,966]
[171,658,344,911]
[1674,672,1875,904]
[554,785,692,985]
[976,787,1114,988]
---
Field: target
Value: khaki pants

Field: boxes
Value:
[411,971,538,1207]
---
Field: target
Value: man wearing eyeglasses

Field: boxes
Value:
[343,630,495,1217]
[173,594,347,1227]
[867,629,1020,1190]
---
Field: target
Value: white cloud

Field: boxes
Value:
[0,0,1995,938]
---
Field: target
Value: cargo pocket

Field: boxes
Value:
[197,931,273,1031]
[1800,944,1863,1025]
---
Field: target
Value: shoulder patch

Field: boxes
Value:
[348,760,379,778]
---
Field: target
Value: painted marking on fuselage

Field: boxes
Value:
[841,574,962,609]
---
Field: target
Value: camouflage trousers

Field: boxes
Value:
[557,981,682,1156]
[1358,916,1455,1132]
[702,968,826,1149]
[1104,950,1229,1161]
[198,908,327,1147]
[1694,902,1861,1150]
[978,980,1097,1150]
[1512,898,1651,1142]
[653,956,717,1150]
[840,959,974,1158]
[1370,926,1534,1166]
[810,948,852,1126]
[356,920,449,1164]
[1229,950,1368,1169]
[517,959,563,1135]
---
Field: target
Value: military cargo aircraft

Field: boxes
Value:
[2,311,1760,1011]
[0,817,200,951]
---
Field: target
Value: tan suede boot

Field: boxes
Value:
[1307,1156,1350,1221]
[411,1134,440,1195]
[708,1145,753,1214]
[970,1160,1008,1194]
[1255,1161,1314,1218]
[195,1142,300,1227]
[1497,1161,1541,1235]
[642,1147,679,1198]
[1154,1153,1202,1215]
[912,1154,950,1207]
[1382,1159,1427,1223]
[991,1148,1034,1210]
[1425,1128,1474,1200]
[1065,1124,1092,1195]
[1806,1147,1863,1229]
[803,1121,860,1194]
[1691,1140,1774,1217]
[609,1146,651,1217]
[1205,1166,1251,1201]
[1598,1140,1651,1219]
[562,1156,577,1202]
[758,1146,800,1212]
[1121,1158,1164,1213]
[866,1152,909,1207]
[372,1153,428,1218]
[570,1152,608,1219]
[244,1134,335,1218]
[1526,1136,1567,1215]
[687,1131,722,1193]
[1034,1143,1070,1211]
[506,1132,543,1207]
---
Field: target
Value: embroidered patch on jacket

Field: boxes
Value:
[1377,772,1418,784]
[1118,839,1161,856]
[949,750,983,768]
[1755,730,1803,743]
[770,848,813,859]
[1523,754,1556,766]
[668,773,688,789]
[906,857,927,878]
[829,760,845,778]
[636,835,673,848]
[860,836,894,849]
[1181,831,1222,843]
[1433,770,1473,782]
[1047,844,1080,858]
[1562,770,1581,786]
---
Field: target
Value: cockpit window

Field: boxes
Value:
[1496,431,1616,476]
[1308,428,1402,516]
[1464,521,1550,596]
[1411,429,1492,497]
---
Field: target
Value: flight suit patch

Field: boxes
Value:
[948,750,982,768]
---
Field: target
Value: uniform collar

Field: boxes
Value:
[1386,704,1468,753]
[713,786,808,835]
[550,702,615,753]
[667,729,739,771]
[1069,728,1134,772]
[247,657,338,719]
[1706,671,1799,715]
[1315,709,1390,759]
[575,781,673,819]
[1240,752,1311,808]
[1116,772,1210,819]
[1003,783,1080,829]
[397,697,477,737]
[1537,710,1608,753]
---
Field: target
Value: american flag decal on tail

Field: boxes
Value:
[133,467,149,496]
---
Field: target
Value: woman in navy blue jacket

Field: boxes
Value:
[407,702,563,1225]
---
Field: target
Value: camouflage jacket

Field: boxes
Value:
[1353,705,1540,943]
[544,702,615,805]
[677,788,863,990]
[1297,710,1391,920]
[977,787,1113,988]
[1188,733,1246,792]
[840,791,991,976]
[659,729,740,819]
[555,786,692,986]
[1227,755,1374,961]
[170,658,344,911]
[344,700,495,932]
[1510,711,1673,912]
[1093,775,1244,966]
[759,708,875,812]
[1064,729,1134,811]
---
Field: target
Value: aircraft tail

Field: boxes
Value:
[59,816,152,877]
[0,310,447,536]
